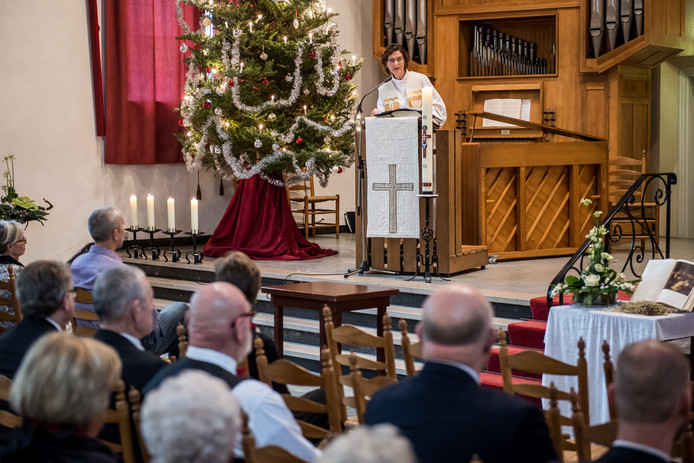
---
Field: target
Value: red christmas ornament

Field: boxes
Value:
[203,101,211,109]
[262,79,269,86]
[309,51,317,59]
[345,73,353,81]
[296,137,303,144]
[206,66,212,73]
[178,119,185,127]
[337,167,343,174]
[229,80,235,87]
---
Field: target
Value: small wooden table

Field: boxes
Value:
[262,281,399,356]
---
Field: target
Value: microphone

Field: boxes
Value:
[356,76,394,115]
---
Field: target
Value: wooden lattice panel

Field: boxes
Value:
[524,166,571,251]
[484,167,517,252]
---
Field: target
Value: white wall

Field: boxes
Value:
[0,0,380,264]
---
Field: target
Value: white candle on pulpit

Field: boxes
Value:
[167,197,176,232]
[147,194,155,231]
[421,86,434,193]
[129,195,138,229]
[190,198,199,234]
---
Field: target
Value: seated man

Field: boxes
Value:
[93,265,167,392]
[71,206,186,355]
[144,282,320,463]
[593,340,690,463]
[0,260,75,378]
[141,370,241,463]
[365,284,557,463]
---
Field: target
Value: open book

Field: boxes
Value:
[630,259,694,311]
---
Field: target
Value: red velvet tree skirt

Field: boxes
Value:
[203,175,338,260]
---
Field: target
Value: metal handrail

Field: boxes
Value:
[546,172,677,309]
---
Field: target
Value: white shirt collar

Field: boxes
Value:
[44,317,62,331]
[185,345,238,375]
[428,359,481,385]
[612,440,670,461]
[119,332,144,351]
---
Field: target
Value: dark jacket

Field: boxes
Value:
[0,318,57,379]
[591,446,669,463]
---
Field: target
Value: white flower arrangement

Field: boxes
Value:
[551,199,640,306]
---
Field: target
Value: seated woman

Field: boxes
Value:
[1,332,122,462]
[371,43,447,127]
[0,220,26,330]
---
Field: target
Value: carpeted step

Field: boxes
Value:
[487,346,544,380]
[479,371,542,407]
[529,290,632,321]
[507,320,548,350]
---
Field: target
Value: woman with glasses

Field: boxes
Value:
[0,220,26,329]
[372,43,447,126]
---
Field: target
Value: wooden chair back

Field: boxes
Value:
[544,383,564,459]
[241,409,305,463]
[341,351,397,424]
[128,386,150,463]
[102,380,137,463]
[399,318,422,377]
[0,266,22,332]
[0,375,21,430]
[176,322,188,358]
[72,288,98,337]
[254,337,342,440]
[286,176,340,238]
[602,340,616,420]
[497,328,590,425]
[571,390,617,462]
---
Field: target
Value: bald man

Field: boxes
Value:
[365,284,557,463]
[143,282,320,463]
[592,340,690,463]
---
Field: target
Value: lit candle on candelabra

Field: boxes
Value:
[190,198,199,234]
[421,86,434,193]
[147,194,155,231]
[167,197,176,232]
[129,195,138,229]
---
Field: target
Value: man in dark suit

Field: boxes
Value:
[0,260,75,379]
[92,265,166,392]
[365,284,557,463]
[143,282,320,462]
[592,340,690,463]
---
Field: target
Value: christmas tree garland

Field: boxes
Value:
[175,0,362,187]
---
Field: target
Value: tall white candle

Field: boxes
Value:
[129,195,138,229]
[190,198,199,234]
[167,197,176,232]
[421,86,434,193]
[147,194,155,231]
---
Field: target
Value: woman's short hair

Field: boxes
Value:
[0,220,24,254]
[380,43,410,74]
[10,332,121,430]
[88,207,123,243]
[214,251,261,305]
[317,424,417,463]
[141,370,241,463]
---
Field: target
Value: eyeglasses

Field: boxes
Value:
[231,310,256,327]
[387,56,404,64]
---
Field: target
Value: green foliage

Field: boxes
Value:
[0,155,52,225]
[176,0,362,185]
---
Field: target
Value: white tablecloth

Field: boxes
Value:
[543,305,694,425]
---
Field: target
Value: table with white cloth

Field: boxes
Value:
[543,304,694,425]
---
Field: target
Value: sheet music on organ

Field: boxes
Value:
[482,98,531,127]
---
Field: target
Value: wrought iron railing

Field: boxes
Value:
[546,172,677,309]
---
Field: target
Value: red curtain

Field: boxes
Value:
[104,0,198,164]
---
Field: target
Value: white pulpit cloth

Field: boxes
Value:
[543,305,694,426]
[365,116,420,238]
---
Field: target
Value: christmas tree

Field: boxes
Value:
[175,0,362,187]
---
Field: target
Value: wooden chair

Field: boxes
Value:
[72,287,99,337]
[176,322,188,358]
[544,383,565,459]
[602,340,616,420]
[399,318,422,377]
[342,351,399,424]
[128,386,150,463]
[607,150,658,247]
[0,375,21,430]
[254,337,342,440]
[0,266,22,333]
[102,380,137,463]
[323,307,397,424]
[241,410,304,463]
[571,390,617,462]
[286,176,340,238]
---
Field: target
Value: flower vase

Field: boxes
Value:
[573,292,618,308]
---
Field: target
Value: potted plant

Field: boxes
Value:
[0,155,52,224]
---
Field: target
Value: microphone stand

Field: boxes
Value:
[345,77,398,278]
